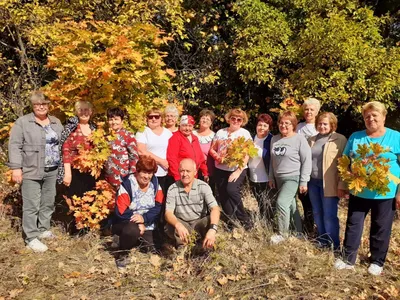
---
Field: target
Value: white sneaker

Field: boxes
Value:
[270,234,286,244]
[26,238,48,253]
[38,230,56,239]
[368,263,383,276]
[111,235,120,248]
[334,258,355,270]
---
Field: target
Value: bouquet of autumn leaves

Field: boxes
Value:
[65,123,115,230]
[223,137,258,169]
[338,142,399,196]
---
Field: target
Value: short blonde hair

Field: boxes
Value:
[225,108,248,126]
[278,110,298,128]
[146,107,163,117]
[362,101,387,117]
[316,112,338,133]
[75,100,93,114]
[302,97,321,112]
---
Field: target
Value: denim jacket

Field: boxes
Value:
[8,112,63,180]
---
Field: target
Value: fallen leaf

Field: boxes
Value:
[295,272,304,280]
[88,266,97,274]
[206,286,214,295]
[217,276,228,286]
[232,230,243,240]
[94,254,101,261]
[64,271,81,278]
[65,279,75,287]
[114,281,122,288]
[214,265,222,272]
[150,255,161,268]
[9,289,24,299]
[101,268,110,275]
[58,262,65,269]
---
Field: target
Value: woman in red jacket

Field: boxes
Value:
[167,115,208,183]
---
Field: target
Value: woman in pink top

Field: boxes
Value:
[193,109,216,190]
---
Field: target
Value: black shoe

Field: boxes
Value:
[116,255,130,269]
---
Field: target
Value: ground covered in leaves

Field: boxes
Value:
[1,194,400,299]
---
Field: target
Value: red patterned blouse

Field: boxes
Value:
[105,128,139,188]
[62,125,93,164]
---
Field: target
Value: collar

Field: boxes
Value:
[177,178,198,193]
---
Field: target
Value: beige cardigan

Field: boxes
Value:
[308,132,348,197]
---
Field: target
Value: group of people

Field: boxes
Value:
[8,91,400,275]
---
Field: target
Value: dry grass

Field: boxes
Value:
[1,189,400,300]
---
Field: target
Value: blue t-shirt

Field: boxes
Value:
[343,128,400,199]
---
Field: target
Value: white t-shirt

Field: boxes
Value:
[212,127,252,171]
[296,122,318,139]
[136,127,173,176]
[248,136,268,183]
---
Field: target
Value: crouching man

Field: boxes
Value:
[165,158,220,249]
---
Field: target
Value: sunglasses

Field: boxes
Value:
[147,115,161,120]
[230,116,243,122]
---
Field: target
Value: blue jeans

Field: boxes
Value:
[308,178,340,249]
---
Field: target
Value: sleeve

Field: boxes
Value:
[209,130,221,160]
[62,133,74,164]
[299,135,312,186]
[126,131,139,174]
[7,118,24,169]
[337,135,348,190]
[243,129,252,140]
[116,185,131,215]
[135,130,147,144]
[165,184,176,212]
[203,183,218,209]
[268,136,276,183]
[166,135,181,180]
[142,186,164,225]
[342,133,354,157]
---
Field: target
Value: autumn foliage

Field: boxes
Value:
[223,137,258,169]
[71,123,113,180]
[338,142,392,195]
[65,180,115,230]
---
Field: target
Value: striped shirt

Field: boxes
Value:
[166,179,218,222]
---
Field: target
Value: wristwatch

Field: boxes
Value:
[210,224,218,232]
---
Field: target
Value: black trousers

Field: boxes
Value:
[214,168,251,228]
[112,221,156,253]
[298,192,314,235]
[343,195,395,266]
[250,181,275,223]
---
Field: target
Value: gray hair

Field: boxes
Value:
[30,90,50,104]
[74,100,93,114]
[302,97,321,112]
[164,104,179,117]
[179,158,197,171]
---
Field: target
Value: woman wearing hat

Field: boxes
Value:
[166,115,208,182]
[8,91,63,252]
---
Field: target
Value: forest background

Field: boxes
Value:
[0,0,400,298]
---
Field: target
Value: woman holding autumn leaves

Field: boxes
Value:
[209,108,253,230]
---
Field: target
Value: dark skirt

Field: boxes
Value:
[67,168,96,198]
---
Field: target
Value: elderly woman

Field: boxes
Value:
[105,107,139,189]
[308,112,347,250]
[209,108,252,230]
[59,101,96,201]
[334,101,400,276]
[193,109,216,186]
[164,104,179,133]
[167,115,208,181]
[8,91,63,252]
[113,156,164,268]
[269,111,312,244]
[248,114,274,222]
[136,107,173,195]
[297,97,321,235]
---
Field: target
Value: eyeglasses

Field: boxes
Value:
[33,103,49,107]
[147,115,161,120]
[230,116,243,122]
